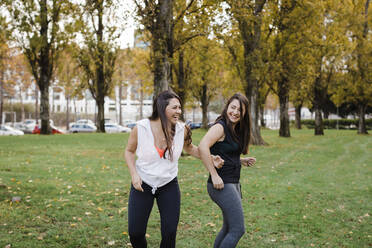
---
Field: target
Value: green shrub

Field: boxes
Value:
[298,119,372,130]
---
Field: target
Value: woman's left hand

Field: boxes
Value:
[241,157,256,167]
[211,155,224,169]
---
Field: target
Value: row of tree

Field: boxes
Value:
[1,0,124,133]
[132,0,371,142]
[0,0,370,141]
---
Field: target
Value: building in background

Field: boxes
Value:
[2,83,154,125]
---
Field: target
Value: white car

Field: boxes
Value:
[76,119,95,125]
[0,125,24,136]
[13,122,28,132]
[104,123,131,133]
[123,120,136,126]
[70,124,97,133]
[69,119,96,129]
[23,119,37,133]
[23,119,54,133]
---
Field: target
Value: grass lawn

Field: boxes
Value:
[0,129,371,247]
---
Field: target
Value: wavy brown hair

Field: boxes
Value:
[215,93,251,154]
[149,90,182,161]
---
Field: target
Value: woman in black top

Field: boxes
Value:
[199,93,256,248]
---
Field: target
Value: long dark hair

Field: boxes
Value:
[149,90,181,161]
[215,93,251,154]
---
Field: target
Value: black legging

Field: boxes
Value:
[128,177,180,248]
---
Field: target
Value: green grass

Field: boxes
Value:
[0,129,371,247]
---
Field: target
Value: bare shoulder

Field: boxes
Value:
[126,126,138,150]
[210,123,224,131]
[200,123,225,146]
[131,125,138,135]
[208,123,224,137]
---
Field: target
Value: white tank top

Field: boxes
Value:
[135,119,185,194]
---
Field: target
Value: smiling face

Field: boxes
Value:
[226,99,245,125]
[165,98,182,125]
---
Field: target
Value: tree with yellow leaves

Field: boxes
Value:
[215,0,268,144]
[9,52,34,122]
[339,0,371,134]
[75,0,124,132]
[187,36,228,128]
[0,16,10,125]
[55,44,82,131]
[133,0,216,98]
[296,1,348,135]
[114,47,152,122]
[2,0,74,134]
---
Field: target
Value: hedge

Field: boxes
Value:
[292,119,372,130]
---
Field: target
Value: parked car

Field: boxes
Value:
[189,122,202,129]
[123,120,136,126]
[23,119,55,134]
[207,121,216,128]
[122,120,137,129]
[104,123,131,133]
[0,125,24,136]
[70,123,97,133]
[32,124,64,134]
[23,119,37,133]
[9,122,28,133]
[77,119,95,125]
[126,122,137,129]
[69,119,96,129]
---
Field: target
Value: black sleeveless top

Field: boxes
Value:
[208,119,242,184]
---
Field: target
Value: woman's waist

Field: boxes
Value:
[136,162,178,182]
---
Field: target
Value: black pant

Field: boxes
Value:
[128,177,180,248]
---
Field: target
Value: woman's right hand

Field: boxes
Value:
[211,174,224,190]
[131,173,144,192]
[212,155,224,169]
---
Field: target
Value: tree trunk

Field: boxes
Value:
[51,87,54,117]
[66,95,70,131]
[314,108,324,135]
[96,96,105,132]
[245,85,267,144]
[119,85,122,125]
[35,85,39,121]
[357,103,368,134]
[152,0,173,97]
[238,0,267,145]
[39,82,51,134]
[295,104,302,129]
[177,50,186,121]
[73,98,77,121]
[95,2,105,132]
[323,109,329,119]
[201,84,209,128]
[314,76,324,135]
[278,80,290,137]
[85,92,88,118]
[37,0,51,134]
[0,70,4,125]
[19,87,25,122]
[259,105,265,128]
[139,82,143,120]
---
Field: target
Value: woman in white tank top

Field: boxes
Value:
[124,90,223,248]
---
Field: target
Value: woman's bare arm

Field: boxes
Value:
[198,124,225,189]
[124,126,143,192]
